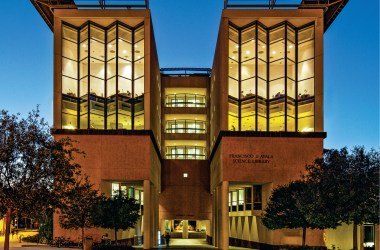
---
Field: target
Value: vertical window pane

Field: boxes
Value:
[80,27,88,61]
[107,26,116,60]
[245,187,252,211]
[228,98,238,131]
[134,77,144,130]
[287,100,295,131]
[287,26,296,62]
[298,59,314,81]
[241,78,255,99]
[241,59,255,81]
[62,58,78,79]
[134,58,144,81]
[229,58,238,80]
[107,77,116,129]
[269,78,285,99]
[80,59,88,79]
[298,98,314,132]
[119,58,132,79]
[228,78,239,98]
[253,185,262,210]
[287,78,295,99]
[269,59,284,81]
[118,77,132,130]
[62,76,77,96]
[62,39,77,60]
[241,99,255,131]
[298,78,314,98]
[90,59,105,79]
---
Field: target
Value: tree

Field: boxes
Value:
[0,109,82,250]
[262,180,330,246]
[93,190,140,242]
[305,147,379,250]
[59,176,100,248]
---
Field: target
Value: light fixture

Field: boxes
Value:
[235,45,239,48]
[82,44,86,48]
[246,50,250,55]
[262,45,266,48]
[108,44,113,48]
[301,127,313,132]
[289,44,294,49]
[183,173,188,178]
[123,50,127,54]
[272,51,276,54]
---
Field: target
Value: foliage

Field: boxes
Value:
[59,175,101,248]
[0,109,83,250]
[304,147,379,250]
[38,207,53,241]
[21,234,40,243]
[93,244,135,250]
[93,190,140,241]
[262,146,379,248]
[262,180,329,246]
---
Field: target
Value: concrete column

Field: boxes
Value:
[143,180,151,250]
[212,189,218,247]
[218,181,229,250]
[182,220,189,239]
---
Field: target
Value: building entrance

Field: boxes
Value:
[161,219,208,239]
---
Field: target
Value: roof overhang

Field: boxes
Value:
[224,0,349,32]
[30,0,149,31]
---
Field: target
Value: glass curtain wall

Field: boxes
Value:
[228,21,315,132]
[61,25,78,129]
[61,21,145,130]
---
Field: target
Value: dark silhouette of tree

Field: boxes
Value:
[59,176,100,249]
[93,190,140,242]
[305,147,379,250]
[263,147,379,248]
[262,180,332,246]
[0,109,83,250]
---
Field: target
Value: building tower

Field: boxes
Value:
[32,1,161,248]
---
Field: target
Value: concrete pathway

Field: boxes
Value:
[1,234,254,250]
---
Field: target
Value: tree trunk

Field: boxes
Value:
[4,208,11,250]
[82,227,85,250]
[114,228,117,243]
[302,227,306,247]
[353,222,358,250]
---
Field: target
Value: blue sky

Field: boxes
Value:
[0,0,378,150]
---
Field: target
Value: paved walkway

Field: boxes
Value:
[0,235,253,250]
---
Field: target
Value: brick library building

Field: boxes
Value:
[30,0,377,249]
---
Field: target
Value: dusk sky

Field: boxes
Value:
[0,0,378,150]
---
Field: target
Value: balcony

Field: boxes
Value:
[165,94,206,108]
[166,146,206,160]
[165,119,206,134]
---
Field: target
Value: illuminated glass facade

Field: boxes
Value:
[61,21,145,130]
[228,22,315,132]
